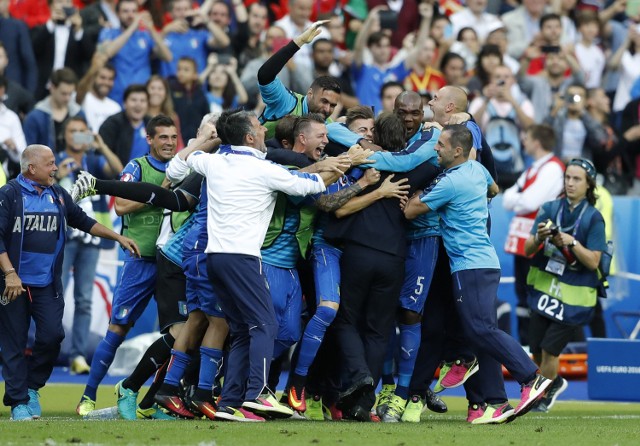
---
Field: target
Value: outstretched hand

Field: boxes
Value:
[294,20,330,47]
[378,174,410,199]
[347,144,375,166]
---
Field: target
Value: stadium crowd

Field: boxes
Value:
[0,0,633,424]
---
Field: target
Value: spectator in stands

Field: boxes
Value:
[169,57,211,142]
[23,68,83,153]
[274,0,330,70]
[449,27,480,73]
[200,54,248,114]
[519,49,584,124]
[0,0,38,92]
[619,94,640,194]
[545,83,608,163]
[99,84,151,164]
[159,0,229,78]
[56,116,123,375]
[484,23,520,74]
[467,44,502,98]
[380,81,405,114]
[608,25,640,129]
[574,12,605,89]
[232,1,269,71]
[586,87,634,195]
[97,0,172,104]
[0,74,27,179]
[76,53,121,133]
[469,64,534,188]
[367,0,420,49]
[0,42,34,119]
[502,0,549,59]
[440,52,468,88]
[519,13,565,76]
[30,0,93,100]
[450,0,503,42]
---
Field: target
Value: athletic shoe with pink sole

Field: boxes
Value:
[515,374,552,417]
[441,357,479,389]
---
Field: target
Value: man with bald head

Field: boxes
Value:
[0,145,139,421]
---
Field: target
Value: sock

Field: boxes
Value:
[94,179,190,211]
[197,347,224,393]
[164,350,192,387]
[139,361,168,410]
[294,306,337,377]
[183,353,201,387]
[83,331,125,400]
[396,323,421,400]
[123,333,174,392]
[381,326,397,386]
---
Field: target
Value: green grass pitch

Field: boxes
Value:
[1,383,639,446]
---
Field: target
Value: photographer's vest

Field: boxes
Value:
[122,157,166,258]
[526,199,601,325]
[504,155,565,257]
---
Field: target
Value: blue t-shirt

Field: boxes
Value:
[160,29,209,77]
[351,62,400,116]
[421,160,500,272]
[98,28,154,104]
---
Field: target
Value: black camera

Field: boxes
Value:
[544,219,559,236]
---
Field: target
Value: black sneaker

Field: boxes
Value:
[544,376,568,411]
[425,388,448,413]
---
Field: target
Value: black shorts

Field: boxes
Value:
[155,251,188,333]
[529,311,580,357]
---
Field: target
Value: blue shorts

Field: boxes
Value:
[312,243,342,305]
[111,259,157,325]
[399,236,440,313]
[183,251,224,318]
[263,263,302,343]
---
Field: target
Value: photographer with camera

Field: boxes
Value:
[55,116,123,375]
[523,157,607,412]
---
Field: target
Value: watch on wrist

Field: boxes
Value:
[570,239,578,248]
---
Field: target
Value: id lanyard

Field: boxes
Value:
[555,199,588,240]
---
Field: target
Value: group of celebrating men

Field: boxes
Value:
[1,20,553,424]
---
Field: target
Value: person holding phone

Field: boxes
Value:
[30,0,92,101]
[55,116,123,376]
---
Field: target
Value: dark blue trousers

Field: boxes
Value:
[206,253,277,407]
[452,269,537,385]
[0,283,64,408]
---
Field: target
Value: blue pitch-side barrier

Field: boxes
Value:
[491,195,640,341]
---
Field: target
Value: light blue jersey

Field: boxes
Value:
[421,160,500,273]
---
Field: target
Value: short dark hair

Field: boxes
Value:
[345,105,375,128]
[123,84,149,102]
[373,112,405,151]
[312,38,333,52]
[178,56,198,71]
[275,115,297,148]
[0,74,6,90]
[577,10,600,28]
[367,31,389,48]
[51,68,78,87]
[293,113,325,140]
[440,52,466,72]
[146,114,175,138]
[443,124,473,157]
[310,75,341,95]
[100,62,116,77]
[62,115,89,135]
[217,109,256,145]
[116,0,137,13]
[380,81,404,100]
[527,124,556,152]
[540,13,562,28]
